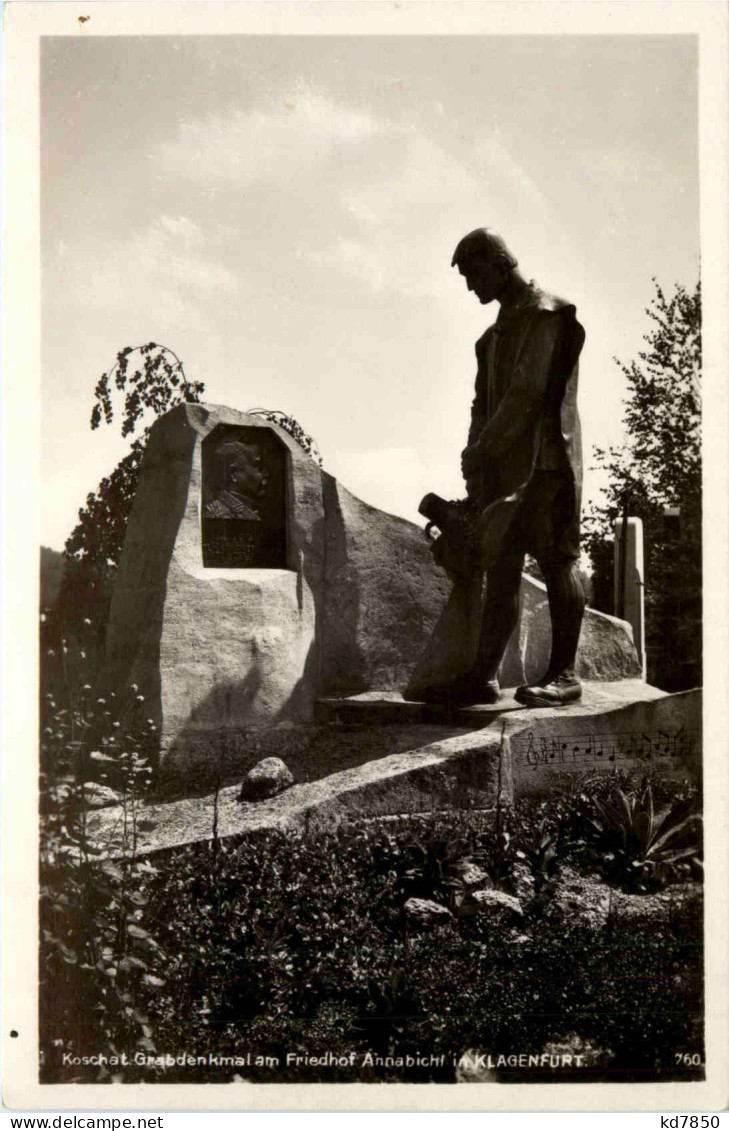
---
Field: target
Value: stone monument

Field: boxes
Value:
[98,401,643,791]
[97,403,453,782]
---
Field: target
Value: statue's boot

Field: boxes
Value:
[515,562,585,707]
[420,673,500,707]
[514,672,582,707]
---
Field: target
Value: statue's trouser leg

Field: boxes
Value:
[475,547,525,682]
[539,559,586,679]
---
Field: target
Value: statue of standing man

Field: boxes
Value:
[422,228,587,707]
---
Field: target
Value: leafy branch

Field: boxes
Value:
[91,343,204,438]
[246,407,323,467]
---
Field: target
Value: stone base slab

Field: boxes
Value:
[88,682,701,858]
[87,726,506,858]
[316,679,667,728]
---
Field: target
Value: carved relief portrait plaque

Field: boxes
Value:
[201,425,288,568]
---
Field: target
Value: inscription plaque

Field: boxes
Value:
[201,425,288,569]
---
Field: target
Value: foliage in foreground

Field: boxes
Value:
[582,783,702,891]
[530,771,703,893]
[40,626,163,1076]
[40,755,704,1085]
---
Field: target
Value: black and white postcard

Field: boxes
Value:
[3,0,728,1114]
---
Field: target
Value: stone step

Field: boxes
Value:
[316,679,667,729]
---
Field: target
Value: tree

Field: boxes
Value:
[582,280,701,690]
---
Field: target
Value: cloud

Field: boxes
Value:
[158,83,379,189]
[331,238,388,294]
[57,214,240,327]
[131,216,239,295]
[474,136,549,216]
[157,213,205,243]
[154,85,552,303]
[306,131,490,298]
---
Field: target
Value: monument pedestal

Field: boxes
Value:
[317,680,701,799]
[89,683,701,858]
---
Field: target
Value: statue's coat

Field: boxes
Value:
[467,283,585,562]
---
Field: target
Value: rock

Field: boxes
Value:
[453,860,490,888]
[406,570,641,699]
[458,888,524,922]
[512,862,536,901]
[98,405,325,788]
[238,757,294,801]
[516,577,642,684]
[404,897,453,927]
[80,782,124,809]
[97,403,453,792]
[319,475,449,694]
[552,866,701,929]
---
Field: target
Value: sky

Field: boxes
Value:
[40,34,699,551]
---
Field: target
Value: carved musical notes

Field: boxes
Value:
[515,728,700,771]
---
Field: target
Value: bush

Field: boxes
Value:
[40,810,702,1084]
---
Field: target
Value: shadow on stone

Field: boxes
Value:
[318,472,368,694]
[404,575,484,700]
